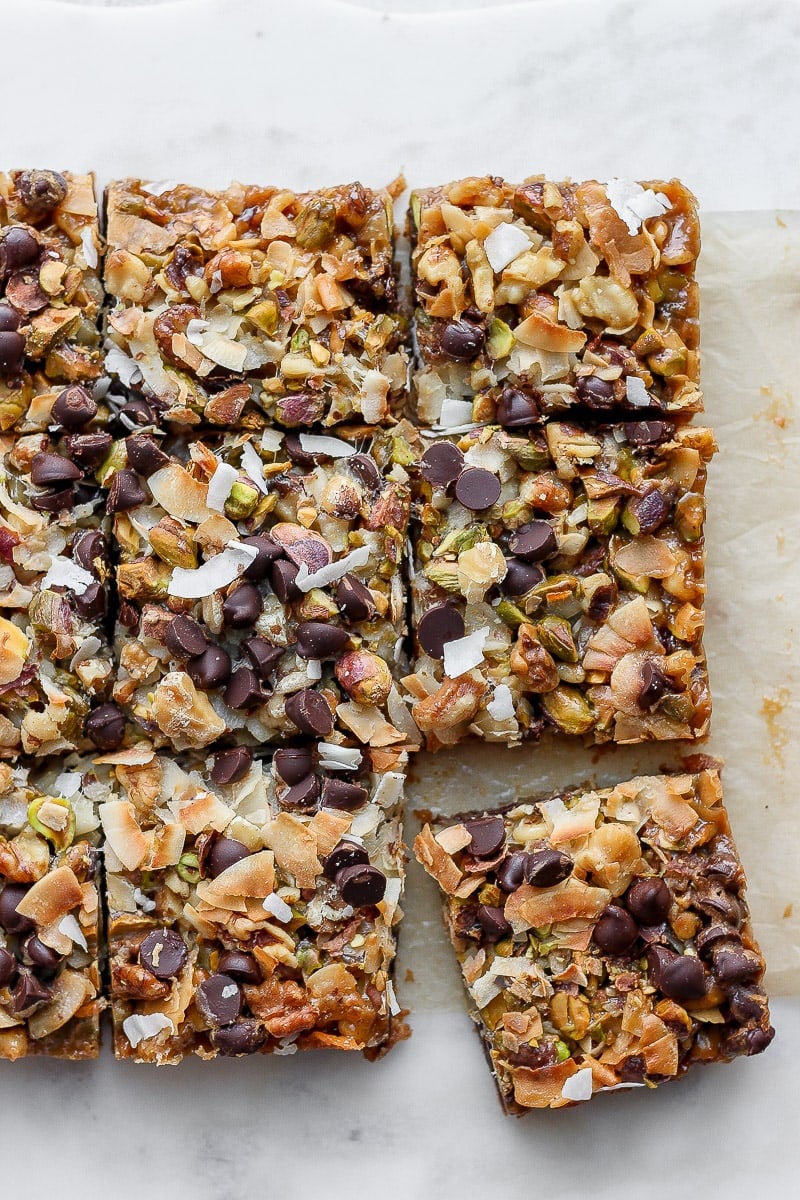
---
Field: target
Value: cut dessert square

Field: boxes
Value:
[414,768,773,1113]
[404,419,715,749]
[409,176,701,431]
[98,742,407,1062]
[103,178,408,430]
[0,758,103,1059]
[108,423,417,754]
[0,171,103,424]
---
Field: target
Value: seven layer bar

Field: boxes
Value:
[98,741,407,1062]
[414,769,773,1113]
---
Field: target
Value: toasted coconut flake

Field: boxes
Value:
[505,878,611,933]
[94,744,156,766]
[414,824,462,894]
[99,800,149,870]
[15,866,84,925]
[28,970,92,1040]
[57,913,88,951]
[336,702,406,746]
[484,222,531,273]
[122,1012,175,1048]
[262,814,321,888]
[648,783,700,841]
[206,849,275,899]
[148,464,211,522]
[514,310,586,354]
[206,462,238,512]
[471,972,506,1010]
[143,822,186,870]
[168,789,233,835]
[309,809,353,856]
[561,1067,594,1102]
[613,536,677,579]
[540,794,600,845]
[169,541,258,599]
[513,1060,578,1109]
[295,545,370,592]
[299,434,356,459]
[435,823,471,855]
[40,556,93,596]
[442,627,489,679]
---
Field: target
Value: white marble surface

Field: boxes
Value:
[2,1,799,1196]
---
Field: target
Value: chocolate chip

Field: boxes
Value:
[454,467,501,512]
[0,884,34,934]
[349,453,382,492]
[196,973,243,1026]
[727,986,768,1024]
[336,574,376,622]
[525,849,573,888]
[125,434,169,476]
[222,583,262,628]
[73,530,107,576]
[31,485,74,512]
[165,614,208,659]
[283,433,317,467]
[281,775,321,811]
[85,703,125,750]
[51,385,97,430]
[211,1020,264,1056]
[270,558,301,602]
[107,468,148,513]
[593,905,639,955]
[285,689,334,737]
[30,452,82,486]
[121,396,157,427]
[660,954,708,1000]
[420,442,464,488]
[625,876,671,924]
[504,557,544,596]
[625,420,674,447]
[323,840,370,880]
[0,330,25,375]
[742,1028,775,1055]
[417,603,465,659]
[17,170,67,214]
[336,863,386,907]
[0,304,21,331]
[10,969,52,1013]
[0,226,40,275]
[321,778,369,812]
[21,935,62,972]
[243,636,284,681]
[206,837,252,879]
[508,520,557,562]
[464,816,505,859]
[216,951,261,985]
[496,852,528,893]
[497,387,539,428]
[210,746,253,786]
[223,666,265,709]
[695,922,735,957]
[476,905,512,942]
[441,318,485,360]
[75,581,106,619]
[274,747,314,785]
[295,621,350,659]
[139,928,188,980]
[241,534,283,581]
[187,645,232,689]
[637,660,673,710]
[576,375,614,408]
[710,945,762,984]
[63,432,112,468]
[0,946,17,987]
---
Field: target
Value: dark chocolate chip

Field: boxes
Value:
[0,304,21,331]
[321,778,369,812]
[336,863,386,907]
[21,935,62,972]
[125,434,169,476]
[10,969,52,1012]
[454,467,501,512]
[593,905,639,955]
[576,375,614,408]
[273,747,314,785]
[51,385,97,430]
[30,452,82,486]
[165,614,208,659]
[525,849,573,888]
[270,558,301,603]
[187,645,232,690]
[107,468,148,513]
[441,319,485,360]
[210,746,253,786]
[336,574,376,622]
[63,432,112,468]
[695,922,736,957]
[710,945,762,984]
[281,774,321,811]
[75,581,106,619]
[420,442,464,489]
[0,946,17,987]
[121,396,157,427]
[496,387,539,428]
[0,330,25,375]
[241,534,283,581]
[73,530,107,576]
[295,621,350,659]
[196,973,243,1026]
[625,420,674,447]
[243,636,283,681]
[743,1027,775,1055]
[417,603,465,659]
[625,876,671,924]
[31,485,74,512]
[206,838,252,880]
[223,666,265,709]
[727,986,768,1024]
[139,928,188,980]
[211,1020,264,1056]
[216,951,261,985]
[84,703,125,750]
[496,852,529,893]
[618,1055,647,1083]
[285,689,334,737]
[222,583,262,628]
[17,170,67,214]
[508,520,557,562]
[464,816,506,859]
[0,226,40,274]
[349,453,382,492]
[660,954,708,1000]
[476,905,512,942]
[637,660,672,710]
[0,884,34,934]
[503,557,544,596]
[283,433,317,467]
[323,840,370,881]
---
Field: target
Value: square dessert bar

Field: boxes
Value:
[409,176,701,430]
[0,171,103,423]
[99,742,407,1062]
[0,758,103,1059]
[404,419,714,749]
[104,178,408,430]
[415,769,773,1113]
[107,423,416,754]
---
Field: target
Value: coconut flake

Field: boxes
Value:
[260,428,285,453]
[626,376,651,407]
[487,683,515,721]
[361,370,390,424]
[105,342,143,388]
[186,318,210,347]
[306,659,322,681]
[317,743,362,771]
[122,1013,175,1048]
[54,772,82,799]
[385,980,401,1016]
[80,227,98,269]
[133,888,156,913]
[436,396,475,430]
[169,541,258,599]
[240,441,268,494]
[298,434,356,459]
[41,556,93,596]
[484,222,531,273]
[262,892,293,922]
[442,627,489,679]
[605,179,671,236]
[70,635,102,671]
[561,1067,594,1102]
[206,462,239,512]
[471,973,506,1010]
[57,913,88,952]
[141,180,181,196]
[295,545,370,593]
